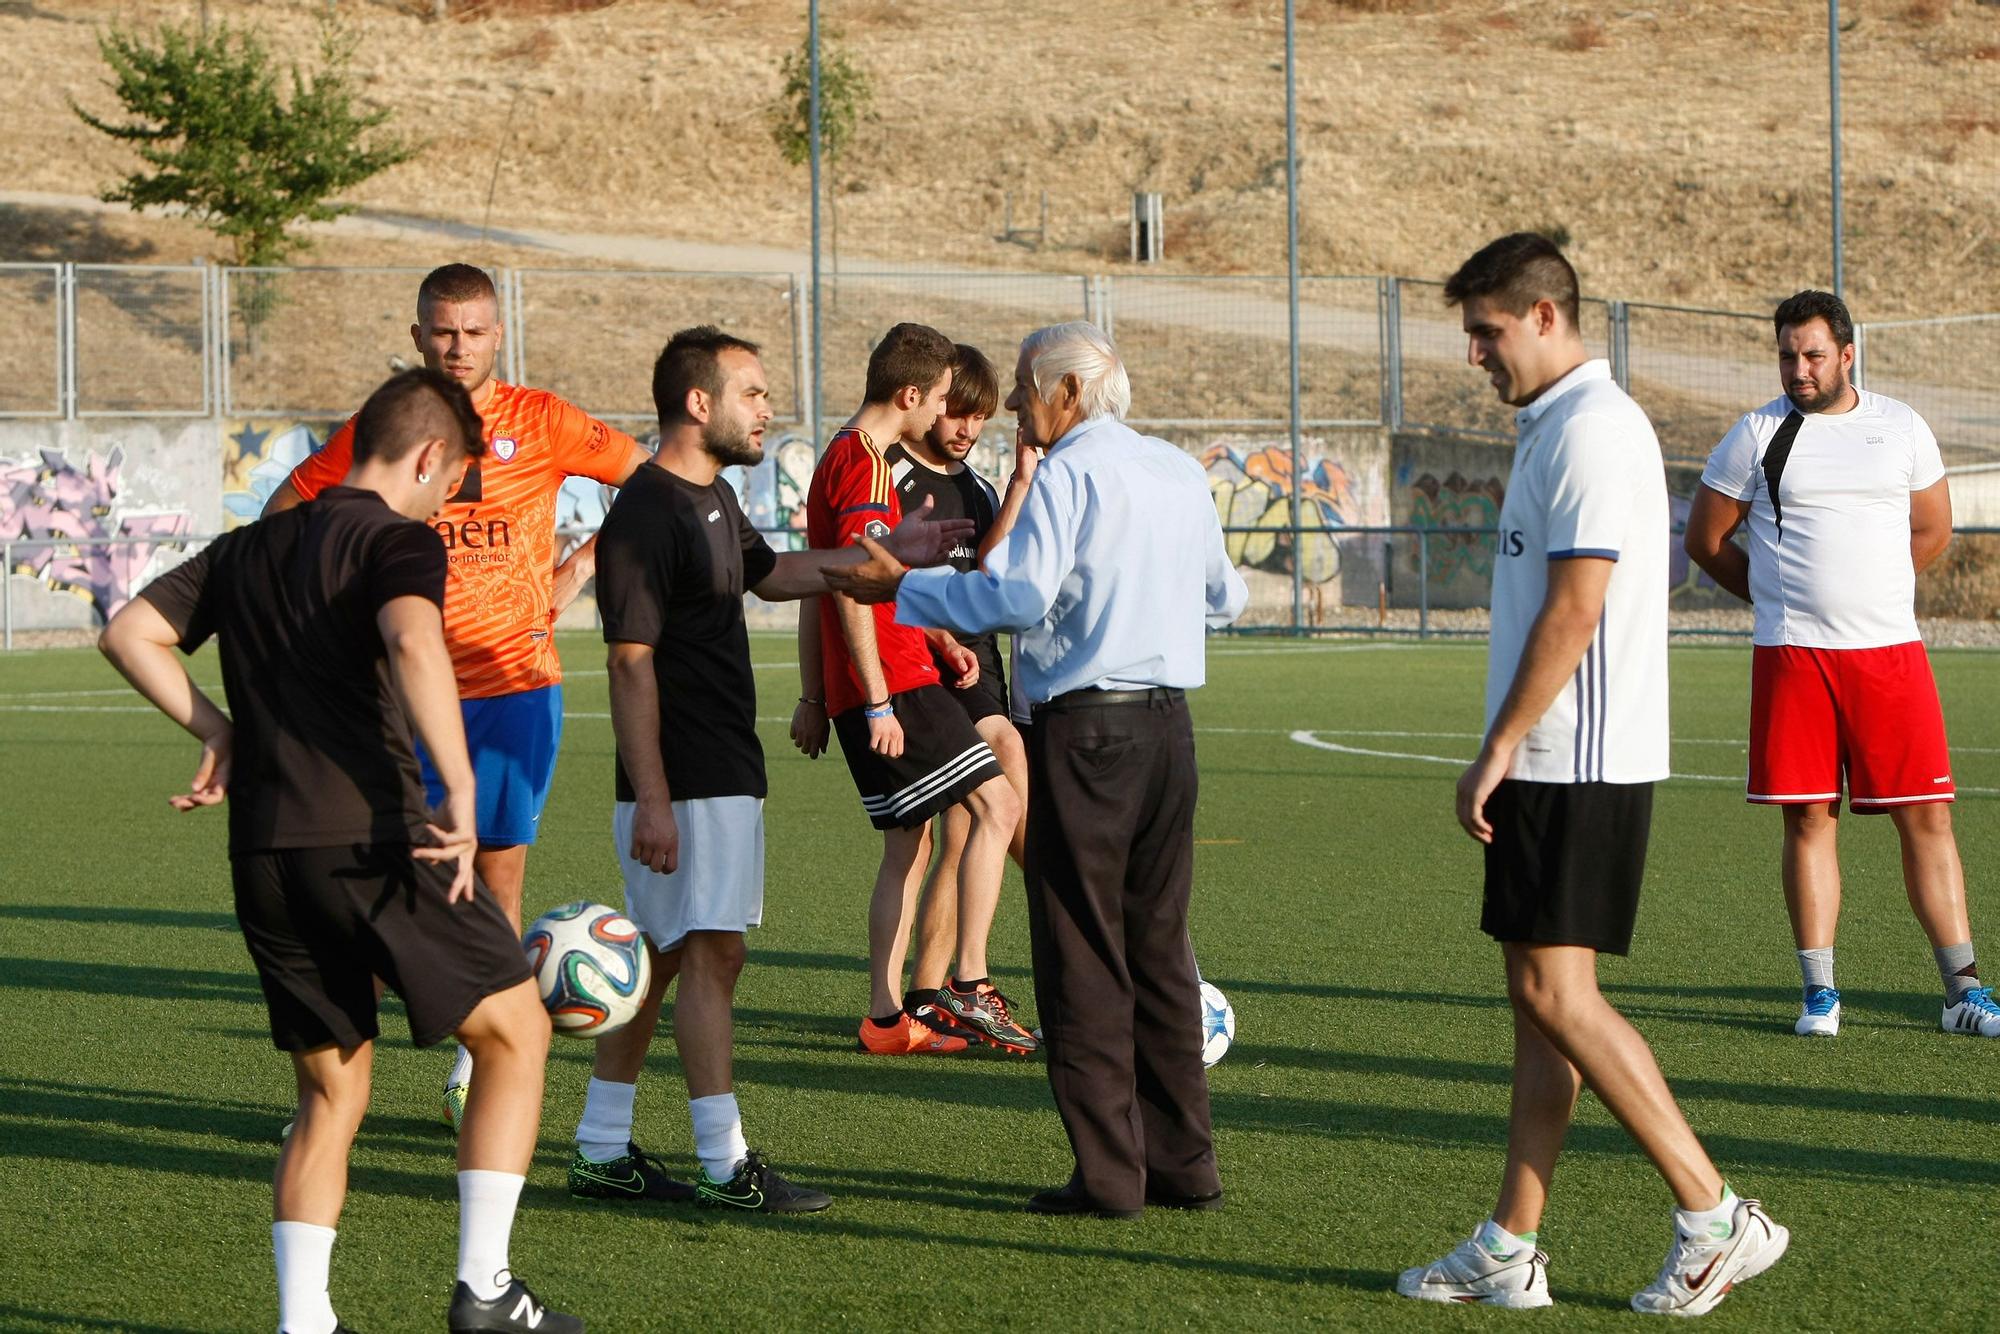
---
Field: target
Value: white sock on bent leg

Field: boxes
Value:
[456,1169,524,1301]
[689,1092,747,1181]
[272,1220,338,1334]
[447,1044,475,1091]
[576,1077,638,1163]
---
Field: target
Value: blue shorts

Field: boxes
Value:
[417,684,564,847]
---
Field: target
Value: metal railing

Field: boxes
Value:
[5,261,1998,468]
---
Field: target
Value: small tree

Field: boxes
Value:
[74,20,415,268]
[767,29,873,272]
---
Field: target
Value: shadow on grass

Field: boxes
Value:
[640,1198,1395,1295]
[0,904,236,930]
[0,1304,202,1334]
[0,955,260,1002]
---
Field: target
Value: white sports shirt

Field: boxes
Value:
[1699,390,1944,648]
[1487,360,1670,785]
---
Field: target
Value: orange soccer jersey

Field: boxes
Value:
[288,382,639,699]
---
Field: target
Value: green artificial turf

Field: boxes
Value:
[2,633,1995,1331]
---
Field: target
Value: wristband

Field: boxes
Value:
[864,701,894,720]
[798,696,824,707]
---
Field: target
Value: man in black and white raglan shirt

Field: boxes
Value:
[1684,288,1995,1042]
[1397,234,1787,1318]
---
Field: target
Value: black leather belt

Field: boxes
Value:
[1035,686,1184,714]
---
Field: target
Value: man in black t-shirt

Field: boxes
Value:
[568,326,977,1214]
[98,369,580,1334]
[875,344,1034,1037]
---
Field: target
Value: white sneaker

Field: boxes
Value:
[1941,986,2000,1037]
[1631,1197,1788,1317]
[1397,1228,1553,1308]
[1794,987,1840,1037]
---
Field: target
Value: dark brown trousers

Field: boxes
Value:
[1024,691,1218,1212]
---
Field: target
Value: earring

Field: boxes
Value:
[417,472,431,483]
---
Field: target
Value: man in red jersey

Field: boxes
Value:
[802,323,1029,1056]
[265,263,648,1128]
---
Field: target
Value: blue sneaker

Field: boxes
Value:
[1942,985,2000,1037]
[1794,986,1840,1037]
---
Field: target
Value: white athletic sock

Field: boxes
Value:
[576,1077,638,1163]
[272,1220,338,1334]
[447,1044,475,1091]
[456,1169,524,1301]
[1475,1217,1535,1257]
[689,1092,747,1182]
[1674,1182,1738,1241]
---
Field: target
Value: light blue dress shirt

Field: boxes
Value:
[894,416,1249,705]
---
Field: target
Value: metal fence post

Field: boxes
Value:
[1417,528,1430,640]
[1852,321,1866,389]
[3,541,12,652]
[1608,300,1631,390]
[790,272,809,429]
[1094,275,1114,337]
[1383,277,1404,432]
[62,262,77,421]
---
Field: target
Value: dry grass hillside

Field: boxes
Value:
[2,0,1996,317]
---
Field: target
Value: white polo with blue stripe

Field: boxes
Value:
[1485,358,1670,785]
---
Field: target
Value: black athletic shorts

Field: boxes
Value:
[943,635,1008,724]
[833,684,1006,830]
[1481,779,1653,956]
[232,843,533,1051]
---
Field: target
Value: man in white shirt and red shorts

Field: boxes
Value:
[1685,288,1998,1041]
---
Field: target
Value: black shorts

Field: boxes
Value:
[232,844,533,1051]
[1481,780,1653,956]
[833,684,1006,830]
[941,635,1008,724]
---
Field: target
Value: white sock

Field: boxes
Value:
[1674,1183,1739,1241]
[447,1044,475,1091]
[689,1092,747,1182]
[272,1221,338,1334]
[1475,1217,1534,1257]
[456,1170,524,1301]
[576,1077,638,1163]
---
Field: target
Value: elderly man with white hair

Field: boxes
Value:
[827,321,1248,1218]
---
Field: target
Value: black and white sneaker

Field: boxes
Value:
[696,1150,831,1213]
[447,1277,583,1333]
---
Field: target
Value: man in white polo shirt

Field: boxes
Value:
[1684,289,1996,1041]
[1398,234,1787,1318]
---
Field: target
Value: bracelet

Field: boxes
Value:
[798,696,824,707]
[864,701,894,720]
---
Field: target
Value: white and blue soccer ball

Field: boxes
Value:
[1200,980,1236,1068]
[522,902,651,1039]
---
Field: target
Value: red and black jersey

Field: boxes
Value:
[804,427,940,715]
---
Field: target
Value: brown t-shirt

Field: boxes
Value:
[139,486,448,855]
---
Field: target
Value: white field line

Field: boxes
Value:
[1286,730,2000,796]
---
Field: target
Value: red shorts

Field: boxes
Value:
[1748,642,1954,812]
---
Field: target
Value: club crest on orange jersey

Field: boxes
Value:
[492,437,518,462]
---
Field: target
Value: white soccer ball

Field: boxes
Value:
[522,902,652,1039]
[1200,980,1236,1068]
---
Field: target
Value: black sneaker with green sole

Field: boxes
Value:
[568,1140,698,1202]
[696,1150,831,1213]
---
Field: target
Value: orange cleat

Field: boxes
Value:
[856,1012,970,1054]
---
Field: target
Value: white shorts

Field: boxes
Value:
[612,797,765,951]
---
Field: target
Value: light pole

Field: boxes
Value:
[809,0,824,445]
[1829,0,1845,299]
[1284,0,1305,632]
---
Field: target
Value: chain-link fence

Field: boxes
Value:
[1858,315,2000,467]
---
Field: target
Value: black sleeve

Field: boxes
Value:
[366,522,448,613]
[597,512,670,646]
[135,535,226,654]
[738,499,779,589]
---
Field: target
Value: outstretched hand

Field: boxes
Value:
[885,495,976,569]
[823,535,908,605]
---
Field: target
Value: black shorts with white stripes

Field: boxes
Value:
[832,684,1005,830]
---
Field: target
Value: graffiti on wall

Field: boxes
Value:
[1406,470,1506,586]
[1,446,193,621]
[223,421,326,527]
[1204,442,1383,585]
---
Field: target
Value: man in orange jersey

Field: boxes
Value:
[265,263,648,1130]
